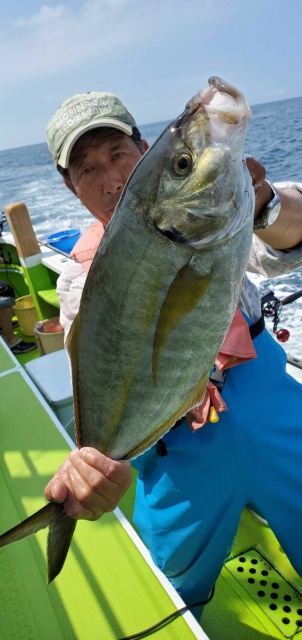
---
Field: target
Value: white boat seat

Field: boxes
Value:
[25,349,73,429]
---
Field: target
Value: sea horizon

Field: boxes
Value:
[1,93,301,155]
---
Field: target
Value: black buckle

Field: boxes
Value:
[209,367,226,393]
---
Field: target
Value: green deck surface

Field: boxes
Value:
[2,239,302,640]
[2,337,302,639]
[0,340,20,374]
[0,326,39,370]
[0,366,204,640]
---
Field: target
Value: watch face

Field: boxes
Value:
[268,198,281,226]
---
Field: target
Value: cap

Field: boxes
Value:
[46,91,137,169]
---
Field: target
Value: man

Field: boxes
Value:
[45,91,302,609]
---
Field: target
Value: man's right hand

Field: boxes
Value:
[44,447,133,521]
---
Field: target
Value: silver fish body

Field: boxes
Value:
[69,76,254,460]
[0,77,254,581]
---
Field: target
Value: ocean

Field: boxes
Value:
[0,96,301,359]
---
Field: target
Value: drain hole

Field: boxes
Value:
[258,591,265,597]
[270,604,278,611]
[237,566,244,572]
[261,570,269,576]
[248,578,255,584]
[272,582,279,589]
[239,557,246,562]
[270,593,278,600]
[296,620,302,628]
[250,559,258,565]
[260,580,267,586]
[284,595,292,602]
[297,608,302,615]
[249,568,256,574]
[283,605,291,613]
[282,617,290,625]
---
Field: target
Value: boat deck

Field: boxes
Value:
[0,338,205,639]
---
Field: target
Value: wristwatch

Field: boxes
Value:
[253,181,281,230]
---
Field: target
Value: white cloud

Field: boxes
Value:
[0,0,215,87]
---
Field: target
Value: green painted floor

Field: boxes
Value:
[0,362,204,640]
[2,337,302,640]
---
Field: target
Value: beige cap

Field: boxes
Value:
[46,91,137,168]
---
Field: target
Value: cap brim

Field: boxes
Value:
[58,119,133,168]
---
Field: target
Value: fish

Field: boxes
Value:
[0,76,254,583]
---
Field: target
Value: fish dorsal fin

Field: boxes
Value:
[66,312,82,447]
[153,259,211,381]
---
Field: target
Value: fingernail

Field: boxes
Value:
[79,447,88,458]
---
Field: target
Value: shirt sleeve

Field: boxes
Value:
[56,260,87,342]
[247,181,302,278]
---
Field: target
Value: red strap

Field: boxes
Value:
[186,309,257,430]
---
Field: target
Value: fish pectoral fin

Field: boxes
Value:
[153,259,211,380]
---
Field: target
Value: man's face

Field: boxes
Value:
[68,133,147,226]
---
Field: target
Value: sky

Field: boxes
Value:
[1,0,302,151]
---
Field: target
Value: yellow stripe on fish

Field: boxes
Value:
[153,260,211,381]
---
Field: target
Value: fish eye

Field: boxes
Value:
[171,152,193,177]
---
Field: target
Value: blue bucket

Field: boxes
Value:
[46,228,81,254]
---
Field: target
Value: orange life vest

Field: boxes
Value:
[70,222,105,272]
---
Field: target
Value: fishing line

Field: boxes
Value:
[117,586,215,639]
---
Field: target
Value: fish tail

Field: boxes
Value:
[0,502,76,583]
[47,506,77,583]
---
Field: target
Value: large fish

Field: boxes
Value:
[0,77,254,582]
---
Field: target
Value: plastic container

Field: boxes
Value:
[13,295,39,336]
[46,229,81,254]
[34,317,64,355]
[25,349,74,429]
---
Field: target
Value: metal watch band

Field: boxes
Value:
[253,181,281,230]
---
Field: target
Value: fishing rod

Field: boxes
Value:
[1,210,75,260]
[38,240,76,260]
[281,289,302,305]
[261,287,302,342]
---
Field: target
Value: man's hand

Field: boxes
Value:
[246,156,270,223]
[246,156,302,249]
[44,447,133,521]
[246,156,266,195]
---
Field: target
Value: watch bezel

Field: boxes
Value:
[254,182,281,230]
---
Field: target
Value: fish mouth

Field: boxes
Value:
[174,76,251,132]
